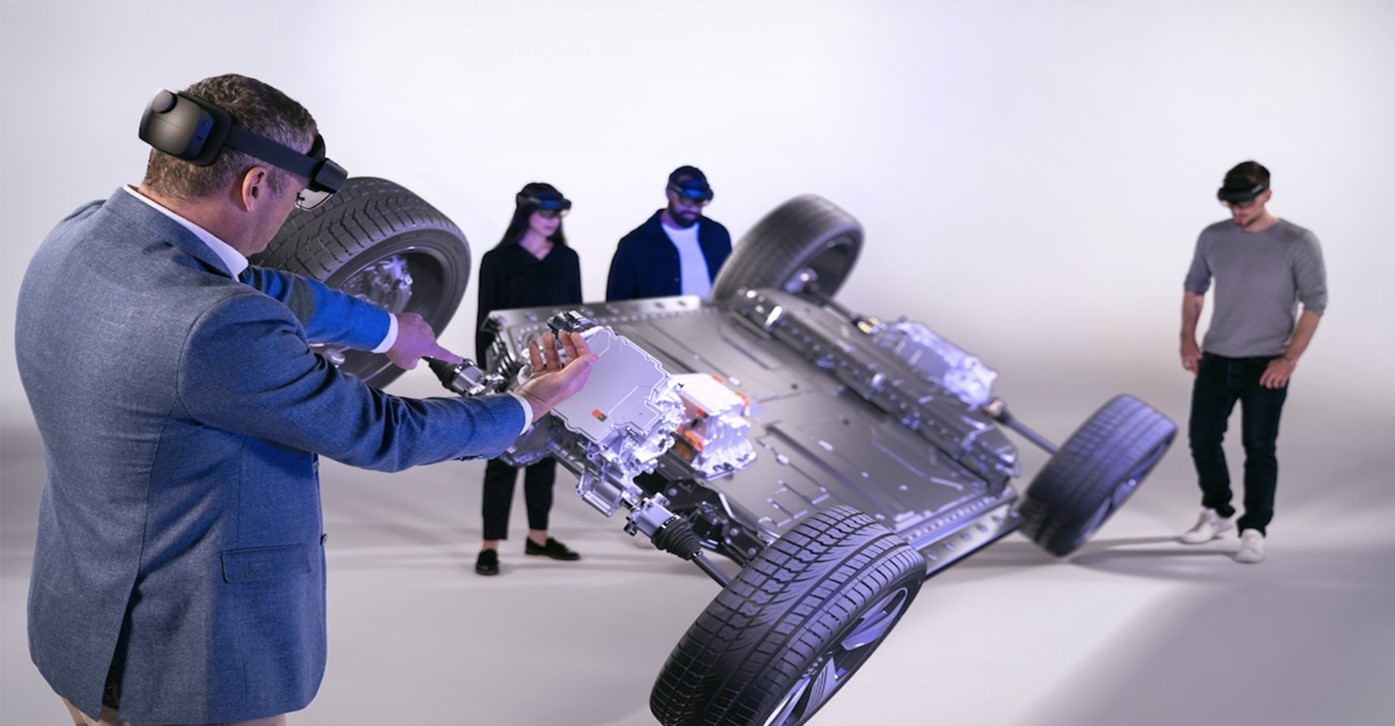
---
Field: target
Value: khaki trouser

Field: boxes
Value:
[62,697,286,726]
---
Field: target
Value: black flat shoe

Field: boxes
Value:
[475,548,500,576]
[525,536,580,561]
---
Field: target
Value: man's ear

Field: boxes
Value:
[237,166,272,211]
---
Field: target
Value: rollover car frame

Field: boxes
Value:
[256,179,1177,726]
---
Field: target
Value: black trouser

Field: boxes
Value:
[1187,353,1289,536]
[481,457,556,541]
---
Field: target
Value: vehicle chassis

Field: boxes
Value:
[268,182,1176,726]
[448,288,1045,583]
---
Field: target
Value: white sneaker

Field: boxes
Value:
[1178,508,1233,544]
[1235,529,1265,563]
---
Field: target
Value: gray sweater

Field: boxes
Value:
[1184,218,1327,358]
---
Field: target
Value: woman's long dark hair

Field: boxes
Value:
[497,181,569,248]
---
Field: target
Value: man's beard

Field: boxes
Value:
[668,207,700,228]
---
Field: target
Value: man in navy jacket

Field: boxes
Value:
[606,166,732,301]
[14,74,594,725]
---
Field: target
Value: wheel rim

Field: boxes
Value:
[784,234,858,298]
[341,255,416,314]
[314,244,454,380]
[763,586,911,726]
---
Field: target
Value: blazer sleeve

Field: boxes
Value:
[241,266,391,350]
[178,290,525,470]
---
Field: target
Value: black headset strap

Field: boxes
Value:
[224,126,319,178]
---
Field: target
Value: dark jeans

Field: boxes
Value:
[1188,353,1289,535]
[481,457,556,541]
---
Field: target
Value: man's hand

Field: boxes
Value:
[1259,357,1296,389]
[1260,310,1319,389]
[1180,338,1203,374]
[387,313,463,370]
[515,331,598,422]
[1180,291,1205,375]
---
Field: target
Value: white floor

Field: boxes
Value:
[3,372,1393,726]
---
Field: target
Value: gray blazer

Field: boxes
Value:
[15,189,525,723]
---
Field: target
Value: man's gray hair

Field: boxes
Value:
[142,73,317,200]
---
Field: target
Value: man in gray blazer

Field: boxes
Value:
[14,73,596,725]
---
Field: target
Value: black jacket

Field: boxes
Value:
[475,243,582,360]
[605,210,731,301]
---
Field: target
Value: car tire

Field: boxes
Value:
[1018,394,1177,556]
[251,177,471,389]
[709,194,863,302]
[649,505,925,726]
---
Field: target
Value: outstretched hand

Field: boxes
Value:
[515,331,598,422]
[386,313,463,370]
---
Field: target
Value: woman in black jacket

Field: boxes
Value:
[473,182,584,576]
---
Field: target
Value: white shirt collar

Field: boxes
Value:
[123,185,249,278]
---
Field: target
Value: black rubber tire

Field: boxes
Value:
[709,194,863,302]
[650,505,925,726]
[251,177,471,389]
[1019,395,1177,556]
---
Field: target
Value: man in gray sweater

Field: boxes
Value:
[1177,161,1327,563]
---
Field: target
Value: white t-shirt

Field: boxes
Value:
[663,221,712,297]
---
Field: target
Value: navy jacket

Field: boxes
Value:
[605,210,731,301]
[15,189,525,723]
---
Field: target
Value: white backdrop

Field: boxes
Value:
[2,0,1393,426]
[4,4,1395,725]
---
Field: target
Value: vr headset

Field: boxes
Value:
[138,89,346,209]
[516,189,572,215]
[1216,180,1268,205]
[668,178,714,205]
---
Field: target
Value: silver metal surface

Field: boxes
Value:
[870,319,998,409]
[484,290,1025,555]
[342,255,414,313]
[546,326,685,473]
